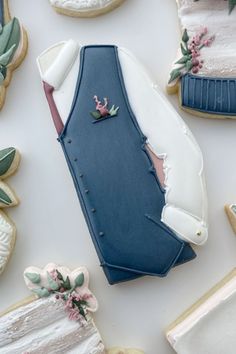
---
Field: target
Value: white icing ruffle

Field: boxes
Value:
[174,0,236,77]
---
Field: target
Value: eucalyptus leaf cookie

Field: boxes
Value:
[0,0,28,109]
[49,0,125,18]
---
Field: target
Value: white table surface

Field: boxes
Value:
[1,1,236,353]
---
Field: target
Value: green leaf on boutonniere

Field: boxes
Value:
[175,55,191,64]
[33,287,50,298]
[90,111,102,120]
[182,29,189,43]
[25,272,41,284]
[47,272,60,291]
[109,105,119,117]
[168,68,181,84]
[75,273,84,287]
[0,147,16,177]
[0,188,12,205]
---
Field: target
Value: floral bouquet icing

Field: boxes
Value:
[24,263,98,323]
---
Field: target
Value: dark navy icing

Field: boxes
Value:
[0,0,4,26]
[181,73,236,116]
[51,45,196,284]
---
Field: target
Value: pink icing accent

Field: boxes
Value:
[147,145,165,188]
[93,95,109,117]
[43,82,64,135]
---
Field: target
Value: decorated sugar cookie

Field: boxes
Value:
[0,147,20,275]
[0,263,144,353]
[49,0,125,18]
[107,348,144,354]
[167,0,236,119]
[166,268,236,354]
[37,40,208,284]
[0,0,28,109]
[225,204,236,234]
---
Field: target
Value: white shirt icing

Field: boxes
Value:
[50,0,118,11]
[0,212,14,274]
[167,271,236,354]
[174,0,236,77]
[37,40,208,245]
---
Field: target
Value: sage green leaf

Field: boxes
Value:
[0,18,21,58]
[90,111,102,120]
[109,105,119,117]
[33,287,50,298]
[0,44,16,66]
[56,269,64,281]
[25,272,41,284]
[47,272,60,291]
[63,276,71,290]
[180,43,190,56]
[168,69,181,84]
[0,24,2,35]
[0,188,12,205]
[186,60,193,71]
[229,0,236,13]
[75,273,84,287]
[0,147,16,177]
[175,55,190,64]
[182,29,189,43]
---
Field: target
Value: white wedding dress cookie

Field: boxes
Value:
[49,0,125,17]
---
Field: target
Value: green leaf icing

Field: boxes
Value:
[25,272,41,284]
[182,29,189,43]
[0,188,12,205]
[75,273,84,287]
[64,275,71,290]
[0,17,21,81]
[47,272,60,291]
[33,287,51,298]
[168,69,181,84]
[109,105,119,117]
[0,147,16,177]
[0,44,16,66]
[231,205,236,215]
[90,111,102,119]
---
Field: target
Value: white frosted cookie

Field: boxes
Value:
[0,263,105,353]
[166,268,236,354]
[0,147,20,275]
[0,209,16,275]
[49,0,125,17]
[0,0,28,109]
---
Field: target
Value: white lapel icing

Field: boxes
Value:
[37,41,208,245]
